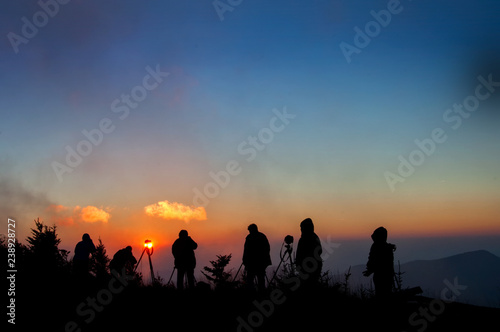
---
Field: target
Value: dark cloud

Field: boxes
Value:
[0,173,53,238]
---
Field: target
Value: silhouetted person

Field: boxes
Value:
[109,246,137,275]
[172,230,198,289]
[243,224,271,291]
[73,233,96,278]
[295,218,323,286]
[363,226,396,299]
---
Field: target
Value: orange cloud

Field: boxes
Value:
[79,206,111,223]
[46,204,111,225]
[46,204,74,225]
[48,204,69,213]
[144,200,207,222]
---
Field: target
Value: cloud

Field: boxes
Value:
[46,204,111,225]
[0,173,52,221]
[144,200,207,222]
[79,206,111,223]
[46,204,74,225]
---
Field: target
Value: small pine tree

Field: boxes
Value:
[26,218,68,272]
[90,238,110,280]
[201,254,233,289]
[152,273,165,288]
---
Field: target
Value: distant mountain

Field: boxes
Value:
[347,250,500,308]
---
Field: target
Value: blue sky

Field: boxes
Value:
[1,0,499,279]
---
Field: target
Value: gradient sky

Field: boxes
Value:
[1,0,499,280]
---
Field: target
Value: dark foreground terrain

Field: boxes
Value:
[12,276,500,332]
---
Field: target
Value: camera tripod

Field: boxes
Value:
[134,240,155,284]
[167,266,197,289]
[269,240,294,285]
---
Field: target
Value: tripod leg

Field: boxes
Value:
[168,267,176,284]
[287,249,294,265]
[269,258,284,285]
[232,262,244,282]
[134,248,147,272]
[286,249,295,273]
[148,252,155,284]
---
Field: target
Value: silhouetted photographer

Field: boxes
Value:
[295,218,323,287]
[73,233,96,279]
[363,226,396,299]
[110,246,137,276]
[172,230,198,289]
[243,224,271,291]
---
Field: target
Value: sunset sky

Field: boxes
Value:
[1,0,499,280]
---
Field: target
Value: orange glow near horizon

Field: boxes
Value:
[21,194,500,261]
[49,213,500,256]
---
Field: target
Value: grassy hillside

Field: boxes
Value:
[4,221,499,331]
[10,276,500,332]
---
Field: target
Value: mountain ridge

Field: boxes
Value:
[347,249,500,308]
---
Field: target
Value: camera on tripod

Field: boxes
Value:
[270,235,295,284]
[284,235,293,251]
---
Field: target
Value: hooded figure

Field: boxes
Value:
[295,218,323,285]
[243,224,271,291]
[363,227,396,298]
[172,230,198,289]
